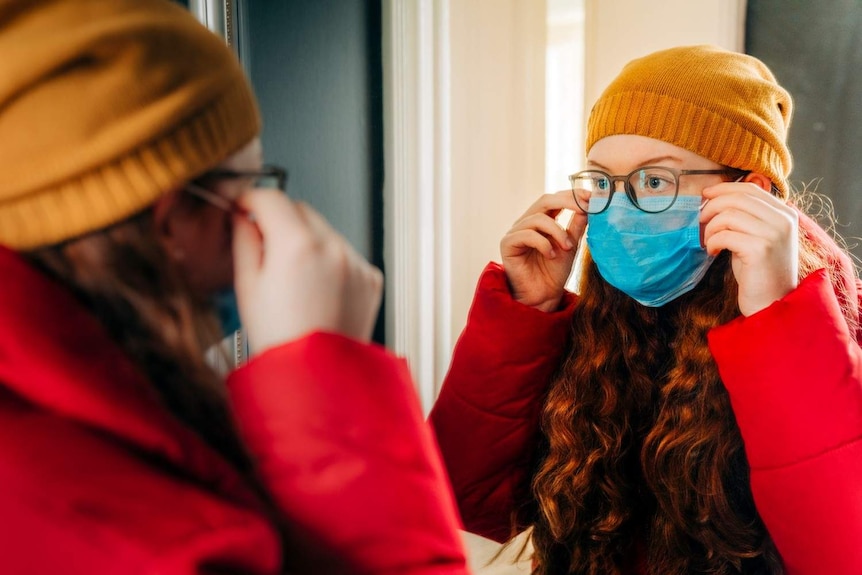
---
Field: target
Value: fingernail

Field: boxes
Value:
[699,199,710,211]
[565,238,574,249]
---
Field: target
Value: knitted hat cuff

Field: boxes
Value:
[0,78,260,250]
[585,46,793,199]
[587,90,788,197]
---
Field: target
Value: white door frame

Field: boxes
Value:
[381,0,452,412]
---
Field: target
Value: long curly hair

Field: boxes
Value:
[529,195,856,575]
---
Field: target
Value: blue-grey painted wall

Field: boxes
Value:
[244,0,384,264]
[747,1,862,261]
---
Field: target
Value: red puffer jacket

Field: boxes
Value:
[0,245,468,574]
[430,211,862,575]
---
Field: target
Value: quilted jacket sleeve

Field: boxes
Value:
[708,270,862,575]
[227,332,469,575]
[429,263,577,543]
[0,390,284,575]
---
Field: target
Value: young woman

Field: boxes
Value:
[431,45,862,575]
[0,0,467,573]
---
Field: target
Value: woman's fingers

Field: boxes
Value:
[498,190,584,312]
[515,190,580,221]
[700,186,796,255]
[700,181,798,315]
[293,200,338,245]
[299,201,384,341]
[232,190,309,298]
[507,212,575,253]
[505,189,586,256]
[235,188,304,245]
[703,228,774,261]
[701,184,788,224]
[231,211,264,301]
[341,254,384,342]
[239,193,384,344]
[503,228,559,260]
[702,208,770,254]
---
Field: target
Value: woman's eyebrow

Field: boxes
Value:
[587,155,684,171]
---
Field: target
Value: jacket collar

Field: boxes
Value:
[797,209,861,342]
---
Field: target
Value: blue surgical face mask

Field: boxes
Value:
[212,287,241,336]
[585,194,714,307]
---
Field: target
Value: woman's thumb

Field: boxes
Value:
[231,213,263,294]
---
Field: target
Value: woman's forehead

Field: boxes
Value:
[587,135,721,170]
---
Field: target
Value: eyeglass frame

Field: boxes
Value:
[201,165,288,191]
[569,166,747,214]
[184,164,288,216]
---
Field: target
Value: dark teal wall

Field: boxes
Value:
[747,1,862,261]
[244,0,383,264]
[243,0,385,340]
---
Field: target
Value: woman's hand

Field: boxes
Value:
[700,181,799,316]
[500,190,586,312]
[231,189,383,355]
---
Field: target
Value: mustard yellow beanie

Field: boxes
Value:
[586,45,793,198]
[0,0,261,250]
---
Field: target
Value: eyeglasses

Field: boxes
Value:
[569,166,744,214]
[202,165,288,191]
[185,164,288,215]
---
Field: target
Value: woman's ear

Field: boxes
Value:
[743,172,772,193]
[151,189,185,254]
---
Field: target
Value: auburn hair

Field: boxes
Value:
[528,193,855,574]
[23,205,252,474]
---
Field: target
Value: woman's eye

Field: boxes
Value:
[637,170,675,194]
[647,176,663,189]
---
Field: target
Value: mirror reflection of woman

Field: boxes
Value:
[431,45,862,575]
[0,0,468,572]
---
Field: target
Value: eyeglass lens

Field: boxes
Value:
[186,166,288,215]
[570,167,682,214]
[203,168,286,191]
[252,174,285,190]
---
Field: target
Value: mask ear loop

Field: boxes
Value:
[698,173,747,212]
[186,182,257,222]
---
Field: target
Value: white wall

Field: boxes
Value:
[584,0,745,108]
[448,0,548,356]
[383,0,547,410]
